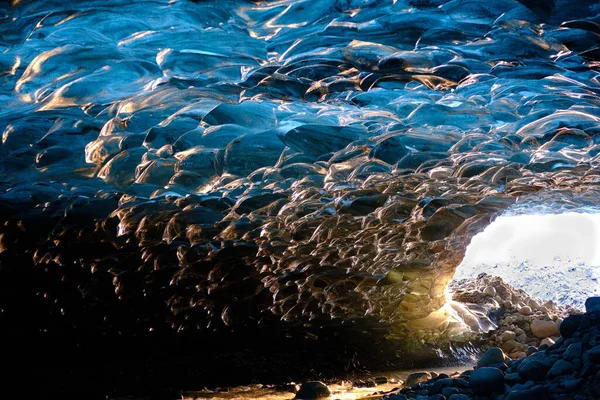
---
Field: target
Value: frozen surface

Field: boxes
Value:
[2,0,600,340]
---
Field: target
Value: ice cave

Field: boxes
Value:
[2,0,600,398]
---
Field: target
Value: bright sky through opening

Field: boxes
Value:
[454,212,600,307]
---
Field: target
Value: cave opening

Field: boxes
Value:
[452,211,600,309]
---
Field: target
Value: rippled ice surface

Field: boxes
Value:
[2,0,600,196]
[2,0,600,338]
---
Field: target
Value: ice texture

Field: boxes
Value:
[1,0,600,339]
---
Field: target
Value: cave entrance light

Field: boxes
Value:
[452,212,600,308]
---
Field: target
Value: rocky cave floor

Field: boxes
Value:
[182,275,599,400]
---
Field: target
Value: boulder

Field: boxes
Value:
[588,345,600,363]
[563,343,582,361]
[585,297,600,313]
[547,359,574,378]
[295,381,331,399]
[477,347,507,368]
[505,385,549,400]
[448,395,470,400]
[518,358,550,381]
[404,372,431,387]
[559,314,583,339]
[470,367,505,395]
[530,319,557,338]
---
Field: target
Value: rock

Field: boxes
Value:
[585,297,600,313]
[501,331,516,342]
[563,343,582,361]
[502,340,527,354]
[504,372,521,384]
[518,359,550,381]
[441,387,459,397]
[511,381,534,391]
[588,345,600,363]
[592,383,600,398]
[505,385,549,400]
[353,380,376,388]
[484,286,496,296]
[295,381,331,399]
[477,347,506,368]
[519,306,532,315]
[404,372,432,387]
[530,319,557,338]
[538,344,549,351]
[428,395,445,400]
[516,334,528,343]
[430,378,468,395]
[540,337,555,347]
[448,395,470,400]
[547,359,574,378]
[560,314,583,339]
[514,327,526,336]
[563,379,580,391]
[470,367,504,395]
[374,376,388,385]
[429,378,454,394]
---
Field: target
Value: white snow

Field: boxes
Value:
[453,212,600,308]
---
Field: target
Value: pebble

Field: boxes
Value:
[502,340,526,354]
[483,286,496,296]
[519,306,532,316]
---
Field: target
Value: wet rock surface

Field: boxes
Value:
[451,275,569,359]
[373,296,600,399]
